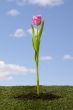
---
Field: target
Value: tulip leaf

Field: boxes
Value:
[31,25,36,50]
[32,36,35,50]
[34,51,37,62]
[31,23,42,62]
[32,33,39,51]
[38,20,44,39]
[31,25,38,52]
[34,51,39,62]
[31,25,34,35]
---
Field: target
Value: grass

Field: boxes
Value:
[0,86,73,110]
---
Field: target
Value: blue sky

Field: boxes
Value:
[0,0,73,86]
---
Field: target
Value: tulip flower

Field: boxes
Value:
[32,15,42,26]
[31,15,44,96]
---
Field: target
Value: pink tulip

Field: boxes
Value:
[32,15,42,26]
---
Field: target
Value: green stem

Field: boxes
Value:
[36,56,40,96]
[36,25,40,96]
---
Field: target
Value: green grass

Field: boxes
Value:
[0,86,73,110]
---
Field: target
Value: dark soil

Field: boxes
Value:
[14,92,62,100]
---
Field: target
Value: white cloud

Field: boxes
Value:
[39,56,53,61]
[0,76,13,80]
[63,54,73,60]
[0,60,35,80]
[7,0,64,7]
[7,9,20,16]
[7,76,13,80]
[10,28,26,38]
[29,0,64,6]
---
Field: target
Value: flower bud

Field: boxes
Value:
[32,15,42,26]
